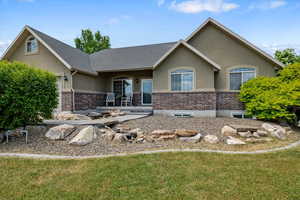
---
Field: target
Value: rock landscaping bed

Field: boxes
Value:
[0,115,299,156]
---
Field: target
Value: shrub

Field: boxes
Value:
[239,63,300,123]
[0,61,58,130]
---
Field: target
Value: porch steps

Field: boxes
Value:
[96,106,153,116]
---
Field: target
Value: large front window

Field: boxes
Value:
[171,69,194,91]
[26,36,38,54]
[229,68,255,90]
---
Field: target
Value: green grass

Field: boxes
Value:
[0,147,300,200]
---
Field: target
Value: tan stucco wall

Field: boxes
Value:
[188,23,277,91]
[153,45,215,92]
[8,32,72,90]
[72,72,107,92]
[104,70,153,92]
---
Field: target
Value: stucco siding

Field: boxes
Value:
[72,73,107,92]
[153,45,215,92]
[8,33,72,90]
[188,23,277,91]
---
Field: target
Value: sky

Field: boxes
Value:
[1,0,300,56]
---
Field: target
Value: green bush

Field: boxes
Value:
[0,61,58,130]
[239,63,300,123]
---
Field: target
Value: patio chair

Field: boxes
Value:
[121,94,133,107]
[106,93,115,106]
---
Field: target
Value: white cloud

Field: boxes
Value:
[170,0,239,14]
[260,43,300,55]
[104,15,132,25]
[158,0,165,6]
[249,0,287,10]
[0,40,11,56]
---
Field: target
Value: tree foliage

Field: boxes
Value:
[239,63,300,122]
[0,61,58,130]
[74,29,110,54]
[274,48,300,65]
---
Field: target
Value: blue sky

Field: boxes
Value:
[1,0,300,55]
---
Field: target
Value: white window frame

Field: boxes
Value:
[25,36,39,55]
[170,69,195,92]
[141,79,153,106]
[229,68,256,91]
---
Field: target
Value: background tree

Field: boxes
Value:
[274,48,300,65]
[0,61,58,130]
[239,63,300,123]
[74,29,111,54]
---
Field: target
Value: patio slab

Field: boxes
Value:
[43,115,149,127]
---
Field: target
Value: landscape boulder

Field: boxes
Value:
[221,126,237,136]
[225,136,246,145]
[203,135,219,144]
[256,130,268,137]
[45,124,76,140]
[237,131,252,138]
[101,130,116,142]
[151,130,175,138]
[179,133,202,143]
[112,133,128,144]
[69,126,98,146]
[262,123,287,140]
[175,129,198,137]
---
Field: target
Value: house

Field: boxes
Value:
[1,18,284,117]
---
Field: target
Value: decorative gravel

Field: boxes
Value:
[0,115,299,156]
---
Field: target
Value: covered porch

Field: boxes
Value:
[100,70,153,107]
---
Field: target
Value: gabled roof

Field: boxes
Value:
[1,26,97,75]
[153,40,221,71]
[186,18,284,68]
[89,42,176,72]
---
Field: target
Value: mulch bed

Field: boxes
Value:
[0,115,299,156]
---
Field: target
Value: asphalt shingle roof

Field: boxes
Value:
[28,26,176,73]
[89,42,176,72]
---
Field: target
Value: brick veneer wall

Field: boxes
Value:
[216,92,244,110]
[74,92,106,110]
[62,92,72,111]
[152,91,244,111]
[133,92,142,106]
[153,92,216,110]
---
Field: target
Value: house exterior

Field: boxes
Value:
[1,18,283,117]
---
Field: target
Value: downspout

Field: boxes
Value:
[70,70,78,112]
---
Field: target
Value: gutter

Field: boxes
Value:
[70,70,78,112]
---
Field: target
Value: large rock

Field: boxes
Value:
[112,133,128,144]
[237,131,252,138]
[179,133,202,143]
[45,124,76,140]
[175,129,198,137]
[256,130,268,137]
[101,130,116,142]
[158,134,178,141]
[245,138,273,143]
[221,126,237,136]
[56,112,91,120]
[69,126,98,146]
[151,130,175,138]
[228,125,258,132]
[225,136,246,145]
[203,135,219,144]
[262,123,286,140]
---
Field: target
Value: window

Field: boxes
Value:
[232,112,253,119]
[171,69,194,91]
[26,36,38,54]
[229,68,255,90]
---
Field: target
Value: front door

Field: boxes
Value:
[141,79,152,105]
[113,78,133,106]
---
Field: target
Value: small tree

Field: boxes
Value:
[74,29,110,54]
[0,61,58,130]
[274,48,300,65]
[239,63,300,123]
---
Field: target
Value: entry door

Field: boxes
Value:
[141,79,152,105]
[113,78,133,105]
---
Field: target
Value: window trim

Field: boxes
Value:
[25,36,39,55]
[228,67,257,91]
[169,67,195,92]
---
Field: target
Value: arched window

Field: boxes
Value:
[26,36,38,54]
[229,67,256,90]
[171,69,194,91]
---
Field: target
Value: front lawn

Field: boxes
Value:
[0,147,300,200]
